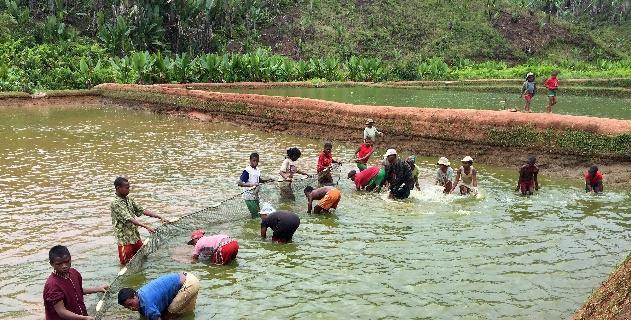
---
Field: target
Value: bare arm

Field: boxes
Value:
[143,210,169,224]
[83,285,109,295]
[129,218,156,233]
[357,149,374,162]
[260,226,267,239]
[451,169,461,193]
[53,301,93,320]
[238,181,258,187]
[306,195,313,214]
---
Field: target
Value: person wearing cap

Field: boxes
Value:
[259,203,300,243]
[451,156,478,195]
[515,155,539,195]
[187,230,239,265]
[364,119,383,142]
[353,137,375,171]
[348,165,385,192]
[118,272,200,320]
[383,149,415,199]
[405,155,421,191]
[435,157,454,194]
[303,185,342,214]
[584,165,604,193]
[522,72,536,112]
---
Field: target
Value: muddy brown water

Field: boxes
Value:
[0,103,629,319]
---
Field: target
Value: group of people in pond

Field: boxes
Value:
[43,119,606,320]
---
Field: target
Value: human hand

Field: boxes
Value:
[146,226,156,233]
[83,316,94,320]
[98,285,110,292]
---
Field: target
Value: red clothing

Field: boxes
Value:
[317,152,333,173]
[584,171,603,185]
[355,166,380,189]
[212,239,239,265]
[356,144,374,164]
[544,76,559,90]
[118,239,143,264]
[43,268,87,320]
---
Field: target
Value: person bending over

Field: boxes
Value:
[304,186,342,214]
[259,203,300,244]
[187,230,239,265]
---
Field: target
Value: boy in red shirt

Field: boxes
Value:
[544,70,559,113]
[584,165,604,193]
[354,138,375,171]
[316,142,341,185]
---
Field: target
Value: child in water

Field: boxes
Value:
[452,156,478,195]
[354,138,375,171]
[238,152,274,218]
[544,70,559,113]
[584,165,604,193]
[516,155,539,195]
[316,142,341,185]
[521,72,536,113]
[280,147,310,181]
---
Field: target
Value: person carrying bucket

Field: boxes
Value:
[187,230,239,265]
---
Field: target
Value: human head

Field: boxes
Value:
[187,229,205,245]
[527,155,537,165]
[588,165,598,175]
[347,170,357,181]
[304,186,314,197]
[114,177,130,197]
[526,72,535,81]
[364,137,374,147]
[384,149,397,164]
[366,119,374,127]
[49,245,71,275]
[461,156,473,167]
[259,202,275,219]
[551,70,559,77]
[323,142,332,155]
[437,157,450,171]
[118,288,139,311]
[249,152,259,168]
[287,147,302,161]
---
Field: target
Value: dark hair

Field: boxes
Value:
[49,245,70,263]
[347,170,357,179]
[324,142,332,149]
[304,186,314,193]
[118,288,137,306]
[589,165,598,174]
[287,147,301,160]
[249,152,259,160]
[527,155,537,164]
[114,177,129,189]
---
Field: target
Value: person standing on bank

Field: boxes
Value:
[111,177,169,265]
[259,203,300,244]
[383,149,415,199]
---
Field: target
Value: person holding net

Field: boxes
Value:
[238,152,274,218]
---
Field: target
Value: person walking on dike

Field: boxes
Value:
[522,72,536,113]
[406,155,422,191]
[118,272,200,320]
[111,177,169,265]
[452,156,478,195]
[383,149,415,199]
[304,185,342,214]
[348,165,386,192]
[436,157,454,194]
[354,137,375,171]
[544,70,559,113]
[585,165,604,193]
[364,119,383,142]
[317,142,341,186]
[259,203,300,244]
[238,152,274,218]
[516,156,539,195]
[43,245,109,320]
[187,230,239,265]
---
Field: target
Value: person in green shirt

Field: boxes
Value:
[111,177,168,265]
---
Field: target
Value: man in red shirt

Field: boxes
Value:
[348,166,381,191]
[544,70,559,113]
[316,142,341,185]
[584,165,604,193]
[354,138,375,171]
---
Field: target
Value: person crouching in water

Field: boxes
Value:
[585,165,604,193]
[259,203,300,244]
[118,272,200,320]
[187,230,239,265]
[516,155,539,195]
[452,156,478,195]
[383,149,415,199]
[522,72,536,113]
[304,185,342,214]
[435,157,454,194]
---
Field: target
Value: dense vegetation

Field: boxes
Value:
[0,0,629,91]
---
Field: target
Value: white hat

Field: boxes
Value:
[437,157,450,166]
[526,72,534,78]
[461,156,473,162]
[259,202,275,216]
[384,149,397,157]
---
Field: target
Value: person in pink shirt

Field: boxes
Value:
[187,230,239,265]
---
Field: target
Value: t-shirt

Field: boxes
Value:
[317,152,333,173]
[584,171,603,185]
[544,77,559,90]
[364,126,379,140]
[110,195,144,245]
[279,158,297,175]
[43,269,87,320]
[194,234,231,257]
[522,81,536,94]
[138,273,182,320]
[519,165,539,182]
[356,144,374,164]
[436,167,454,185]
[355,166,380,189]
[261,211,300,240]
[385,159,414,189]
[240,165,261,200]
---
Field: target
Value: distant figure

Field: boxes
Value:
[304,185,342,214]
[522,72,536,113]
[118,272,200,320]
[110,177,169,265]
[316,142,341,185]
[435,157,454,194]
[584,165,604,193]
[43,245,109,320]
[544,70,559,113]
[187,230,239,265]
[383,149,415,199]
[405,155,421,191]
[348,165,386,192]
[259,203,300,244]
[452,156,478,195]
[354,138,375,171]
[364,119,383,142]
[516,156,539,195]
[238,152,273,218]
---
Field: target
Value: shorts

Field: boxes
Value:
[519,180,535,194]
[318,188,341,210]
[167,272,200,314]
[547,89,557,97]
[212,240,239,265]
[524,93,534,102]
[357,163,368,171]
[118,240,143,265]
[244,199,260,218]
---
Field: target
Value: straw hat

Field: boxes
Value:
[461,156,473,162]
[384,149,397,157]
[437,157,450,166]
[259,202,275,216]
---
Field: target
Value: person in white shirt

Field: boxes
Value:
[238,152,273,218]
[364,119,383,142]
[278,147,310,200]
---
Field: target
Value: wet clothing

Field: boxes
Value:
[356,163,368,171]
[280,158,297,175]
[457,166,475,188]
[364,126,380,140]
[518,164,539,194]
[194,235,239,265]
[356,144,374,165]
[110,195,144,246]
[240,165,261,201]
[245,200,260,218]
[213,240,239,265]
[317,152,333,173]
[166,273,199,315]
[43,269,87,320]
[519,180,535,194]
[118,239,143,265]
[138,273,182,320]
[194,235,229,257]
[367,167,387,191]
[354,166,380,189]
[318,188,342,210]
[261,211,300,242]
[385,159,415,199]
[436,167,454,186]
[585,171,604,192]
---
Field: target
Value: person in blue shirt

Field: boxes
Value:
[118,272,199,320]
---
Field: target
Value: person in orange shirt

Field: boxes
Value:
[584,165,604,193]
[544,70,559,113]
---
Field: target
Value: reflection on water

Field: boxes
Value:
[0,105,629,319]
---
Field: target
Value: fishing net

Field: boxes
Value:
[92,164,341,319]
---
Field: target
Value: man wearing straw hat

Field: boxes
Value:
[363,119,383,142]
[259,203,300,243]
[187,230,239,265]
